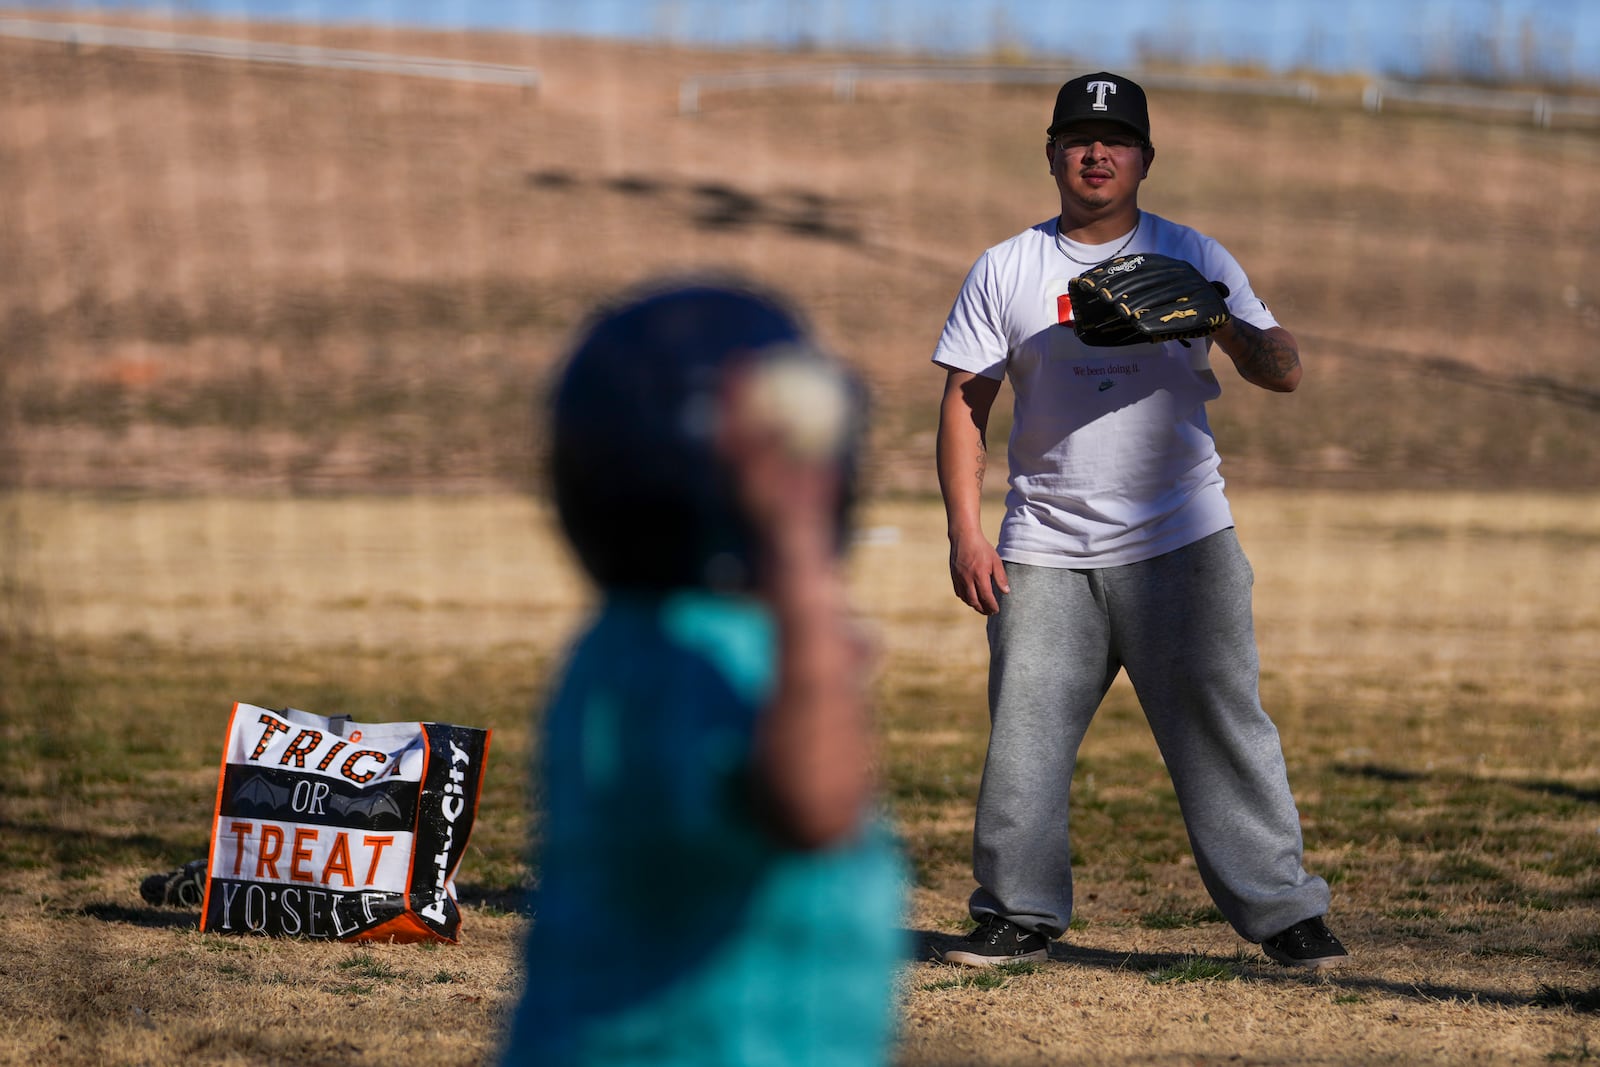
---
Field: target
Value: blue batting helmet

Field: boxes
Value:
[548,277,863,591]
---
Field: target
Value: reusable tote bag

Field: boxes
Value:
[199,703,490,942]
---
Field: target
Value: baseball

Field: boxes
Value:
[742,352,854,461]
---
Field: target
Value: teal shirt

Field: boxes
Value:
[504,591,907,1066]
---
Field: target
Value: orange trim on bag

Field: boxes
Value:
[350,911,458,945]
[198,701,244,930]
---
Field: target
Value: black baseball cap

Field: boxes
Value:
[1047,71,1151,143]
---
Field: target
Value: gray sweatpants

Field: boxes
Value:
[971,528,1329,943]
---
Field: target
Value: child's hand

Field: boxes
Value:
[720,355,872,849]
[717,356,851,553]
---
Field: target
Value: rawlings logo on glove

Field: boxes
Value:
[1068,253,1232,347]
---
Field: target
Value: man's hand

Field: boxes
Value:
[949,531,1009,615]
[936,369,1009,615]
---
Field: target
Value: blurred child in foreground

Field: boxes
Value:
[500,278,908,1066]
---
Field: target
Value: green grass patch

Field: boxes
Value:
[1434,852,1505,885]
[1140,900,1226,930]
[327,982,377,997]
[1473,943,1547,959]
[922,961,1041,993]
[338,954,399,981]
[1147,955,1242,984]
[1568,934,1600,957]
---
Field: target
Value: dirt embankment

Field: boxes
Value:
[4,15,1599,495]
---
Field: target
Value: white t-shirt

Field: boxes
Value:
[931,211,1280,568]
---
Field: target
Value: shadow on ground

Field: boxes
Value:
[79,901,200,930]
[908,928,1600,1013]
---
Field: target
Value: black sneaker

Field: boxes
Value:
[1260,916,1350,969]
[140,859,208,908]
[939,916,1050,967]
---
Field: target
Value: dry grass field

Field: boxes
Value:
[1,9,1599,1067]
[1,490,1598,1064]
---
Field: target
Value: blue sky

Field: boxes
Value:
[22,0,1600,82]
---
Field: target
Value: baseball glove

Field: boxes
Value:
[1068,253,1232,347]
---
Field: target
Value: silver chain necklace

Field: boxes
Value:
[1055,215,1141,266]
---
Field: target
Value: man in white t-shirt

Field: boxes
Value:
[933,71,1349,970]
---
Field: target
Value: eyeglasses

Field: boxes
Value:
[1053,133,1145,152]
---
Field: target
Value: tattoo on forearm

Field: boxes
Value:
[974,446,986,491]
[1231,320,1299,383]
